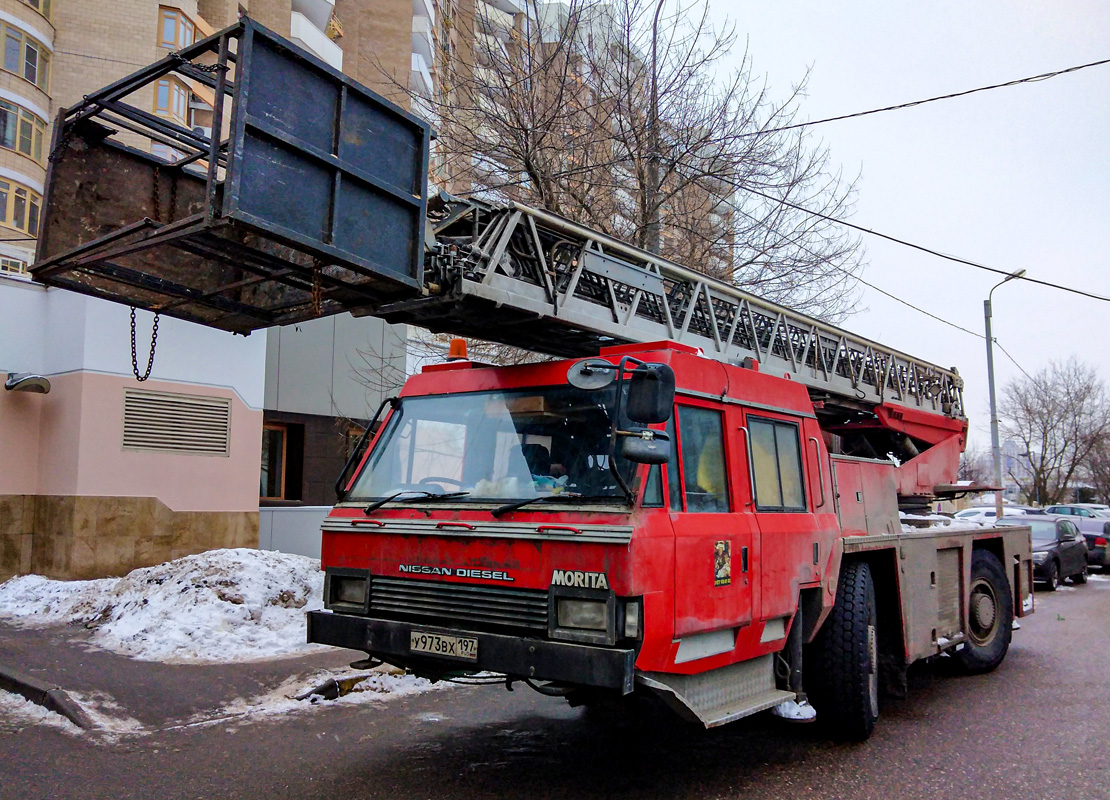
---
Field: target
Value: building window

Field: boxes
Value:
[17,0,50,20]
[261,424,287,499]
[155,77,190,124]
[159,7,196,51]
[748,417,807,512]
[2,23,50,91]
[0,179,42,237]
[0,257,27,275]
[0,100,45,164]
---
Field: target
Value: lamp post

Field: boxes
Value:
[985,268,1026,521]
[1019,450,1040,506]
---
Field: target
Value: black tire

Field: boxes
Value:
[812,560,879,742]
[1073,564,1089,584]
[958,549,1013,674]
[1042,560,1059,592]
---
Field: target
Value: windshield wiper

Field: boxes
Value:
[490,493,594,518]
[364,490,470,514]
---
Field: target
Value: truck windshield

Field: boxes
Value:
[346,385,638,504]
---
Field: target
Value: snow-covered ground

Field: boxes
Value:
[0,689,83,736]
[0,549,327,663]
[899,513,988,534]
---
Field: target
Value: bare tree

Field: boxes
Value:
[957,443,991,485]
[998,359,1110,506]
[418,0,863,324]
[1085,439,1110,505]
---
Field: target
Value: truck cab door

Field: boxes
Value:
[743,411,822,625]
[670,402,755,640]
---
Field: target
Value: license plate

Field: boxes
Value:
[410,630,478,661]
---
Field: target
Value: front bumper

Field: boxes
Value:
[307,611,636,694]
[1032,557,1053,582]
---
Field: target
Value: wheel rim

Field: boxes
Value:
[968,576,1000,646]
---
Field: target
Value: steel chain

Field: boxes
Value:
[152,167,161,222]
[170,52,225,73]
[48,127,74,164]
[130,306,160,382]
[312,259,324,316]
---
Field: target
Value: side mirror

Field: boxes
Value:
[626,364,676,424]
[620,430,671,464]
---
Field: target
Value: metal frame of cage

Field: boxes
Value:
[32,18,431,334]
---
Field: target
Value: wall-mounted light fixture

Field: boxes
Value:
[4,373,51,393]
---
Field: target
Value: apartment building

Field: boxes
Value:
[0,0,439,581]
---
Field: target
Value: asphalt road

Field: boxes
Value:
[3,576,1109,800]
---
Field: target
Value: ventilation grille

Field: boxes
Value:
[122,389,231,456]
[370,577,549,633]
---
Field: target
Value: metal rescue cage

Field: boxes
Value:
[32,19,431,334]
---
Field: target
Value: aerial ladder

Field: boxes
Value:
[33,18,966,507]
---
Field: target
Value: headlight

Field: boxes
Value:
[557,598,608,630]
[325,570,369,610]
[1032,551,1049,564]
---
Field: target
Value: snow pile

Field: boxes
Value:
[201,668,447,727]
[0,549,325,663]
[900,513,986,534]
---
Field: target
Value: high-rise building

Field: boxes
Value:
[0,0,439,581]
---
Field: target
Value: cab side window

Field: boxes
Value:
[677,406,730,513]
[749,417,806,512]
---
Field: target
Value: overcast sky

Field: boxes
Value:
[708,1,1110,447]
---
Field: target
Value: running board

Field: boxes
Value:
[637,655,795,728]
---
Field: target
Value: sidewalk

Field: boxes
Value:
[0,620,362,730]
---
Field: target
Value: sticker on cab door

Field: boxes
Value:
[714,540,732,586]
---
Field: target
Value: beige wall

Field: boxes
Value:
[0,372,263,511]
[335,0,413,108]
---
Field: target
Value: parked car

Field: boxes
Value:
[1000,515,1089,590]
[1042,505,1110,569]
[952,506,1029,524]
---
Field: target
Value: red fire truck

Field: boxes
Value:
[32,19,1033,741]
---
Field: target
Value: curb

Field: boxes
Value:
[0,664,94,729]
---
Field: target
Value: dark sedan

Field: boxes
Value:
[1043,505,1110,569]
[1001,515,1089,591]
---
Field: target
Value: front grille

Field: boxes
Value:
[369,576,549,633]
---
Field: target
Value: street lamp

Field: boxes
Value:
[1019,450,1040,506]
[985,268,1026,521]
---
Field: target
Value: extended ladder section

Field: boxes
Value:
[30,17,963,421]
[376,199,964,418]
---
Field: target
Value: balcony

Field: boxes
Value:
[411,52,434,97]
[413,0,435,24]
[290,11,343,70]
[291,0,335,32]
[412,15,434,64]
[480,0,526,14]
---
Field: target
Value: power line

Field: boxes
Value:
[56,50,149,68]
[736,183,1110,304]
[994,341,1034,382]
[756,57,1110,136]
[856,272,983,339]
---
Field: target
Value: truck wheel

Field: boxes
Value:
[957,549,1013,674]
[812,560,878,742]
